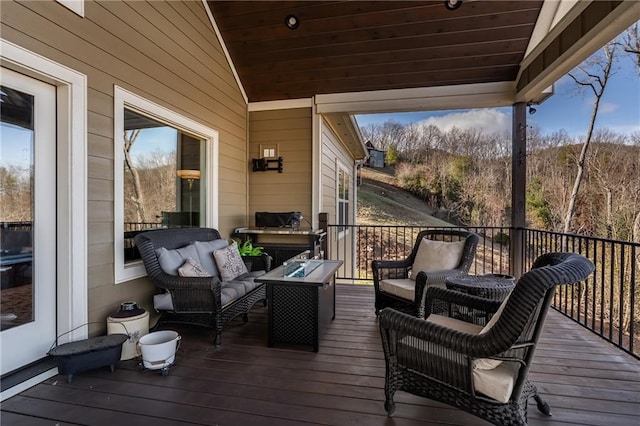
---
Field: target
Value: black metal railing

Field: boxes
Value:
[522,228,638,360]
[326,225,512,282]
[326,224,639,359]
[123,221,165,262]
[1,221,33,232]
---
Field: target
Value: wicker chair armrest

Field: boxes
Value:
[372,259,412,282]
[413,268,467,305]
[379,307,508,358]
[372,258,412,270]
[154,274,223,312]
[151,272,222,292]
[415,268,466,287]
[424,287,502,315]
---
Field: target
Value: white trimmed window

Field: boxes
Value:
[114,87,218,283]
[337,162,351,237]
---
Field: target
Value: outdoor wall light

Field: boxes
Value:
[527,102,537,115]
[252,157,284,173]
[444,0,463,10]
[285,15,299,29]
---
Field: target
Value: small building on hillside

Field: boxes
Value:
[365,141,385,168]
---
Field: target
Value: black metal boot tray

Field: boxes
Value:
[48,334,128,383]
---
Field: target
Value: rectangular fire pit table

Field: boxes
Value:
[256,259,342,352]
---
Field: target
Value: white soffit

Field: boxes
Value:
[314,82,516,114]
[324,113,368,160]
[202,0,248,104]
[520,0,590,75]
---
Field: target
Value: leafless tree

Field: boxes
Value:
[563,41,617,234]
[622,21,640,74]
[123,129,147,224]
[0,166,31,221]
[359,123,382,148]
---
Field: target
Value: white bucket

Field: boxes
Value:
[138,330,181,370]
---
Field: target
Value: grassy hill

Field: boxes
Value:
[356,167,509,276]
[357,167,453,227]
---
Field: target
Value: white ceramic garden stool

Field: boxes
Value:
[107,303,149,360]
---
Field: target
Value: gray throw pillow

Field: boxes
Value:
[178,257,212,277]
[192,239,229,276]
[156,244,199,276]
[213,242,248,281]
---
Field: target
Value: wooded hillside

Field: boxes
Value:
[361,123,639,242]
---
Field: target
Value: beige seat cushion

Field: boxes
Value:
[473,361,520,403]
[411,238,466,279]
[380,278,446,302]
[379,278,415,301]
[427,313,484,334]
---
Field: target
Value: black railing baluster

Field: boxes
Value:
[590,240,597,330]
[600,240,606,339]
[629,244,636,355]
[609,243,615,341]
[619,247,625,348]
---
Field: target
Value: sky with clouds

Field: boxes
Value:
[356,49,639,140]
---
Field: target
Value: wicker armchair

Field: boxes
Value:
[135,227,270,346]
[379,252,595,426]
[372,229,479,317]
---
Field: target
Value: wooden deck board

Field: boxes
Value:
[2,284,638,425]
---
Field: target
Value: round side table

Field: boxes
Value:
[445,274,515,301]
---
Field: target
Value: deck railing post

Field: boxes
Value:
[510,102,527,277]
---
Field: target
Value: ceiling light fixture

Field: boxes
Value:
[527,102,537,115]
[285,14,299,30]
[444,0,463,10]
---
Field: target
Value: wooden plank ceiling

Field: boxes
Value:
[208,1,544,103]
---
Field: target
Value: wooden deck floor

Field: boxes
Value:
[2,284,639,425]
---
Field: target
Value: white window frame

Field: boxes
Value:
[114,86,218,283]
[336,160,352,239]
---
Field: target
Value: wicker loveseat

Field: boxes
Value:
[135,227,270,346]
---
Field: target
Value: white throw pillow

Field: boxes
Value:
[411,238,465,280]
[479,295,510,335]
[178,257,212,278]
[473,295,511,370]
[213,242,248,281]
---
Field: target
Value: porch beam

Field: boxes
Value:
[511,102,527,278]
[516,0,640,103]
[315,82,515,114]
